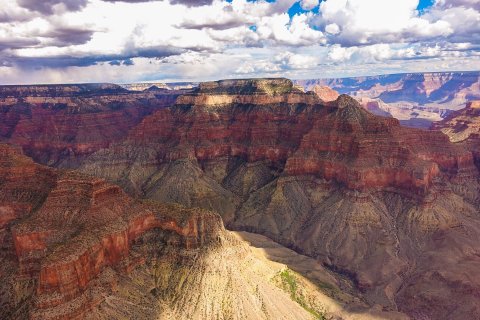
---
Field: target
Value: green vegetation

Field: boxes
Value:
[275,268,327,320]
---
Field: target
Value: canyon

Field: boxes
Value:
[296,71,480,128]
[0,143,406,320]
[432,100,480,173]
[0,143,224,319]
[0,78,479,319]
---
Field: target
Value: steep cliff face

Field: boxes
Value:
[83,80,474,195]
[0,144,223,319]
[432,100,480,172]
[0,84,186,166]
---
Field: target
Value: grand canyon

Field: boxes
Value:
[1,0,480,319]
[0,76,479,320]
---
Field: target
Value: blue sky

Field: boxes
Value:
[0,0,478,84]
[417,0,435,11]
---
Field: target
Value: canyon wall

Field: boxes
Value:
[0,144,222,319]
[0,84,186,166]
[296,72,480,128]
[1,79,480,319]
[72,79,480,319]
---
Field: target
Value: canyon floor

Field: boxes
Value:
[77,231,411,320]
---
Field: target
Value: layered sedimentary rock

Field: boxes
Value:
[296,71,480,109]
[0,144,400,320]
[296,72,480,128]
[0,144,222,319]
[62,78,480,319]
[432,100,480,172]
[0,83,186,166]
[311,85,339,102]
[432,101,480,143]
[2,79,480,319]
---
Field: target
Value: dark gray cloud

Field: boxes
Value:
[436,0,480,10]
[170,0,213,6]
[109,59,134,66]
[0,12,31,23]
[0,38,40,51]
[101,0,213,5]
[41,28,95,46]
[16,0,88,14]
[1,45,182,69]
[179,19,245,30]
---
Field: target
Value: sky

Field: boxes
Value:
[0,0,479,84]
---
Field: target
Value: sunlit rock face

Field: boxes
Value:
[1,79,480,319]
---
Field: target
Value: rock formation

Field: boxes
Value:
[296,72,480,128]
[432,100,480,172]
[0,84,187,166]
[0,143,403,320]
[0,143,223,319]
[1,79,480,319]
[311,85,340,102]
[63,78,480,319]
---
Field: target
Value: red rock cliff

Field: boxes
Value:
[126,83,474,193]
[0,144,223,319]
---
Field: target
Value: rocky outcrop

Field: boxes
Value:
[72,80,480,320]
[0,144,222,319]
[91,85,474,195]
[432,100,480,142]
[432,100,480,173]
[0,84,186,166]
[311,85,339,102]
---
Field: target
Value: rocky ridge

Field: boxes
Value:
[431,100,480,172]
[0,143,223,319]
[0,84,188,166]
[296,72,480,128]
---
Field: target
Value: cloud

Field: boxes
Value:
[274,51,319,69]
[109,58,134,66]
[0,2,36,23]
[16,0,88,14]
[257,13,325,46]
[424,5,480,43]
[0,0,478,84]
[170,0,214,6]
[435,0,480,10]
[315,0,454,46]
[101,0,214,6]
[41,28,95,46]
[0,38,40,51]
[3,45,182,69]
[300,0,319,11]
[325,23,340,35]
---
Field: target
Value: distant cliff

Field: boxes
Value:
[295,71,480,128]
